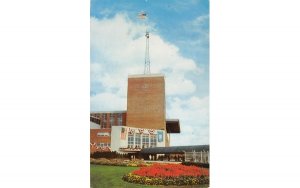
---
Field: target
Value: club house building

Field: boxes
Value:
[90,74,180,154]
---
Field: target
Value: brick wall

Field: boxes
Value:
[127,75,166,130]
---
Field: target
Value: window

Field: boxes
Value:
[135,133,141,148]
[102,114,107,122]
[96,143,110,147]
[97,132,110,137]
[128,133,134,148]
[142,134,149,148]
[97,143,105,147]
[150,134,157,147]
[101,114,107,129]
[101,123,105,129]
[117,113,122,126]
[109,114,114,127]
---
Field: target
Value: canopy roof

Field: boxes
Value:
[140,145,209,154]
[166,119,180,133]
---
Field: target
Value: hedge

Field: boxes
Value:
[122,173,209,186]
[90,158,151,167]
[90,151,129,159]
[182,162,209,168]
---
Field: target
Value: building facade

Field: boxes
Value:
[90,111,126,153]
[90,74,180,154]
[127,74,166,130]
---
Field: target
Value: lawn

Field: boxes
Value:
[90,165,152,188]
[90,165,209,188]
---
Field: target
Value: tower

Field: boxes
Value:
[138,11,151,74]
[126,74,166,131]
[144,31,150,74]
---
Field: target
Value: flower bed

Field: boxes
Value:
[127,160,151,167]
[122,163,209,186]
[90,158,150,167]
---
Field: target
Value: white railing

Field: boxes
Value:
[184,151,209,164]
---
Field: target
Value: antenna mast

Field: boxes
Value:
[144,31,150,74]
[138,11,151,74]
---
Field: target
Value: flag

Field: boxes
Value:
[128,128,135,135]
[138,11,147,19]
[121,127,127,140]
[138,128,144,134]
[148,129,155,134]
[158,131,163,142]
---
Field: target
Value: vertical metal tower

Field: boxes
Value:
[144,31,150,74]
[138,11,151,74]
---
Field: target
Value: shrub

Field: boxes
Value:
[182,162,209,168]
[122,173,209,186]
[127,159,151,167]
[90,158,148,167]
[90,151,129,159]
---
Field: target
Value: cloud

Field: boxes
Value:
[192,15,209,28]
[98,8,113,17]
[175,14,209,60]
[91,13,203,111]
[90,92,127,111]
[167,96,209,145]
[90,13,208,145]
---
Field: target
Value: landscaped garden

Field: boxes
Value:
[90,158,152,167]
[123,163,209,186]
[91,158,209,187]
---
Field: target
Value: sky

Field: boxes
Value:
[90,0,209,146]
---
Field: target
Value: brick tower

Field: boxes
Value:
[126,74,166,131]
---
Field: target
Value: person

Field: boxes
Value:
[149,155,152,160]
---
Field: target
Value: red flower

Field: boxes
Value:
[132,164,209,178]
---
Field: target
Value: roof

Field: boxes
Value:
[90,121,100,129]
[90,111,126,114]
[166,119,180,133]
[140,145,209,154]
[128,73,164,78]
[90,116,101,125]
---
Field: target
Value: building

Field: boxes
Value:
[90,111,126,153]
[90,74,180,154]
[140,145,209,163]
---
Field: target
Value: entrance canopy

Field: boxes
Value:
[166,119,180,133]
[140,145,209,154]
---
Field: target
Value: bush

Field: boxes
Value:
[90,158,148,167]
[90,151,129,159]
[122,173,209,186]
[182,162,209,168]
[127,159,151,167]
[90,158,126,166]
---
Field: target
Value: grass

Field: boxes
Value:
[90,165,152,188]
[90,164,209,188]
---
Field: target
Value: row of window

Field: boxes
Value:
[97,132,110,137]
[128,133,157,148]
[96,143,110,147]
[101,113,123,128]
